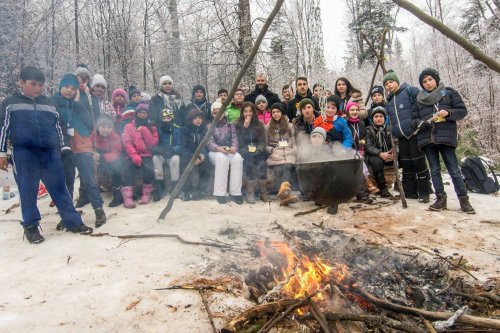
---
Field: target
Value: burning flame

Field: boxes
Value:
[258,241,349,302]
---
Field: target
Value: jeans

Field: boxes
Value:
[423,144,467,197]
[12,146,83,229]
[74,153,104,209]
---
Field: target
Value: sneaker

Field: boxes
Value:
[230,195,243,205]
[215,196,226,204]
[418,196,430,203]
[66,224,93,235]
[23,225,45,244]
[94,207,107,228]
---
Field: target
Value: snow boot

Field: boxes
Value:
[429,193,447,211]
[458,195,475,214]
[75,188,90,208]
[356,181,373,204]
[379,187,393,198]
[121,186,136,208]
[402,173,418,199]
[246,180,256,204]
[139,183,154,204]
[215,196,226,204]
[365,176,379,194]
[259,180,269,202]
[94,207,107,228]
[230,195,243,205]
[153,180,165,202]
[66,223,93,234]
[56,220,65,231]
[23,225,45,244]
[108,187,123,207]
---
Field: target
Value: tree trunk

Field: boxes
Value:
[75,0,80,64]
[168,0,181,79]
[238,0,255,86]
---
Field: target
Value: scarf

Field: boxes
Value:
[158,91,182,111]
[373,123,389,152]
[416,83,446,106]
[348,117,360,143]
[135,116,152,130]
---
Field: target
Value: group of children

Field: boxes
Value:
[0,65,475,244]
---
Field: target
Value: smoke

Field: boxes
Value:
[295,132,357,163]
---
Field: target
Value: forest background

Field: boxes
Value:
[0,0,498,162]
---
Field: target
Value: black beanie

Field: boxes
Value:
[371,106,387,120]
[370,85,384,97]
[326,95,342,108]
[270,102,286,114]
[419,68,440,89]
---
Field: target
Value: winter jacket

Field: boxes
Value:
[257,109,272,125]
[313,115,353,149]
[183,124,208,157]
[117,109,135,135]
[294,110,321,138]
[90,131,122,162]
[287,90,320,121]
[185,100,212,122]
[386,83,419,139]
[225,103,242,123]
[152,123,183,159]
[0,92,66,153]
[80,89,101,121]
[208,119,238,152]
[150,91,186,126]
[411,87,467,149]
[365,125,394,157]
[236,120,267,155]
[347,118,366,152]
[266,122,296,166]
[245,84,281,107]
[52,93,94,154]
[96,97,116,120]
[122,121,159,159]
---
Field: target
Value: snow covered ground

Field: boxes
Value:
[0,170,498,332]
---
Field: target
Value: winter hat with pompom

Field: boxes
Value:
[383,70,399,86]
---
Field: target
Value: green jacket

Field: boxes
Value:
[225,103,241,123]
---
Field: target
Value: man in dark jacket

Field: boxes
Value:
[384,70,431,202]
[245,73,280,107]
[185,84,212,122]
[287,76,320,123]
[0,67,93,243]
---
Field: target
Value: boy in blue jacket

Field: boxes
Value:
[0,67,93,243]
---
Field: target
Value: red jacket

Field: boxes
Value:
[122,121,159,159]
[90,131,122,162]
[257,109,272,125]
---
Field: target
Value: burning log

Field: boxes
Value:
[155,277,245,296]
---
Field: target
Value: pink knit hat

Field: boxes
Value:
[345,101,359,117]
[112,88,128,101]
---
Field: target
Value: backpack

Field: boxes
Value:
[461,157,499,194]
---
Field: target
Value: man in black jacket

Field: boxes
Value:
[245,73,280,107]
[287,76,320,123]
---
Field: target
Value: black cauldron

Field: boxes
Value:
[295,158,363,205]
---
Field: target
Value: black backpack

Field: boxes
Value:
[461,157,499,194]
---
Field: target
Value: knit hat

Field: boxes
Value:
[418,68,440,89]
[96,114,114,128]
[383,70,399,86]
[135,103,149,114]
[310,127,326,141]
[299,98,315,111]
[122,106,135,117]
[371,106,387,120]
[74,65,91,79]
[211,100,223,112]
[326,95,342,108]
[270,102,286,114]
[141,92,151,101]
[162,108,174,121]
[112,88,128,101]
[159,75,174,90]
[59,73,80,91]
[91,74,107,88]
[129,86,141,97]
[345,101,359,117]
[370,85,384,97]
[255,94,267,105]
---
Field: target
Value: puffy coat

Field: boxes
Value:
[313,115,353,149]
[385,82,419,139]
[183,124,208,156]
[90,131,122,162]
[122,121,159,159]
[236,120,266,155]
[365,125,394,157]
[257,109,272,125]
[245,84,281,107]
[412,87,467,149]
[266,122,296,166]
[225,103,242,123]
[0,92,65,152]
[286,90,320,121]
[152,123,183,158]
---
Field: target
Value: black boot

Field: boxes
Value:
[417,171,432,203]
[153,180,165,202]
[230,195,243,205]
[379,187,393,198]
[429,193,447,211]
[402,174,418,199]
[95,207,107,228]
[23,225,45,244]
[75,188,90,208]
[327,204,339,215]
[108,187,123,207]
[356,181,373,204]
[66,223,93,234]
[56,220,65,231]
[458,195,475,214]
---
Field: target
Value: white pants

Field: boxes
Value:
[153,155,180,181]
[209,152,243,196]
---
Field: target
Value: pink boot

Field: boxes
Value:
[139,184,154,205]
[121,186,136,209]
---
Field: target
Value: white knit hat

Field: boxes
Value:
[158,75,174,90]
[91,74,107,88]
[74,66,91,78]
[211,100,223,112]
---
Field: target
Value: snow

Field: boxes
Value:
[0,170,498,332]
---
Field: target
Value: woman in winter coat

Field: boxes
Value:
[334,77,367,118]
[208,102,244,204]
[237,102,268,203]
[412,68,474,214]
[121,103,159,207]
[266,102,296,194]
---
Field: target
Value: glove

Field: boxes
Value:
[61,147,73,158]
[131,154,142,166]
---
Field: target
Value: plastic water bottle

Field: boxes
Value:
[2,176,10,200]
